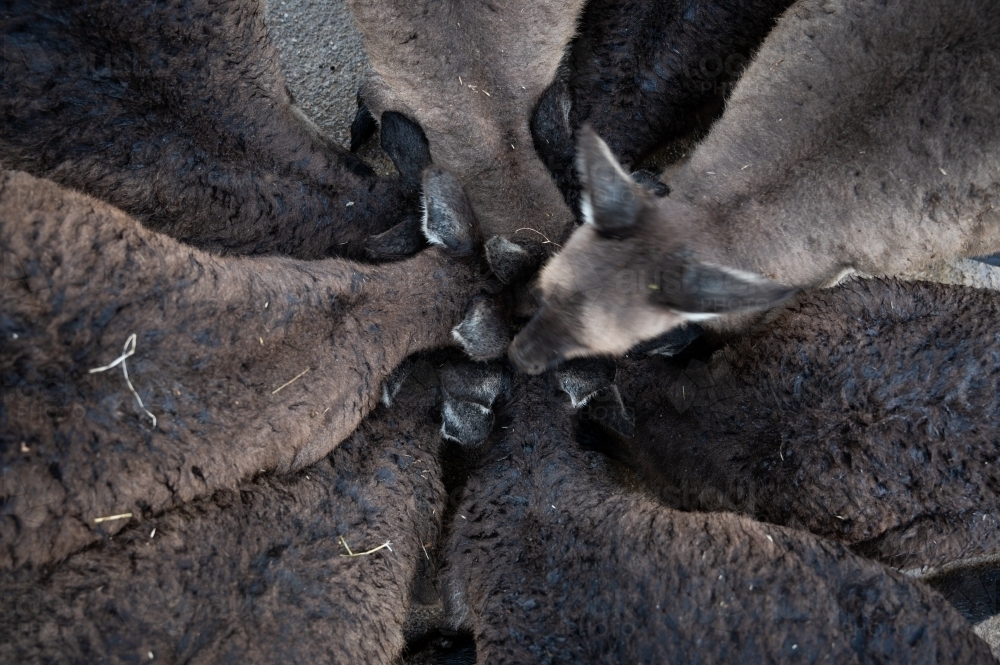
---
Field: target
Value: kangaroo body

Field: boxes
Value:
[0,169,485,569]
[511,0,1000,372]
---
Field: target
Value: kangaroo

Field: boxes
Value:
[577,278,1000,576]
[0,0,429,260]
[346,0,585,279]
[510,0,1000,373]
[440,370,996,663]
[0,167,491,570]
[532,0,793,204]
[0,360,451,664]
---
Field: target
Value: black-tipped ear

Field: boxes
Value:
[439,363,510,447]
[577,125,644,239]
[350,96,377,152]
[631,169,669,197]
[972,252,1000,267]
[650,261,797,315]
[364,214,426,260]
[630,323,704,357]
[484,236,546,284]
[554,358,616,408]
[451,297,511,362]
[380,111,432,181]
[421,166,481,257]
[531,81,576,193]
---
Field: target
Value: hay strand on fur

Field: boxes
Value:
[271,368,310,394]
[513,227,561,247]
[93,512,133,524]
[339,535,393,557]
[88,333,157,428]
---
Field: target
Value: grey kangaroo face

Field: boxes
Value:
[509,128,794,374]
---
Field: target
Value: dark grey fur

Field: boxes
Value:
[0,0,422,260]
[584,278,1000,575]
[532,0,793,204]
[441,372,995,663]
[0,361,449,664]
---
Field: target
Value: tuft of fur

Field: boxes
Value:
[421,167,483,258]
[439,363,510,447]
[554,358,616,408]
[483,236,546,285]
[450,298,511,362]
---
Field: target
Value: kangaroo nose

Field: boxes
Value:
[508,310,572,375]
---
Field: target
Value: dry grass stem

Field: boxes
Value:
[88,333,157,428]
[513,227,561,247]
[272,368,311,394]
[93,512,133,524]
[339,535,393,557]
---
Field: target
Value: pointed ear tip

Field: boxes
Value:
[576,124,602,149]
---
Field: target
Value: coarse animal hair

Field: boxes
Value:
[0,0,425,260]
[439,371,995,663]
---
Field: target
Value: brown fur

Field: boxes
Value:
[511,0,1000,371]
[584,278,1000,574]
[346,0,583,252]
[441,372,995,663]
[0,169,487,570]
[0,0,419,259]
[0,360,449,664]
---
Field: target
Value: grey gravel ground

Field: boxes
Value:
[265,0,395,175]
[904,258,1000,291]
[976,616,1000,661]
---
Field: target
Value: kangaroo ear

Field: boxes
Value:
[421,166,481,258]
[650,261,797,317]
[576,125,644,239]
[381,111,432,182]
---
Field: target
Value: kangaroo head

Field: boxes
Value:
[509,126,796,374]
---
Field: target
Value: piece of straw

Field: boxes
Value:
[93,512,133,524]
[339,535,393,557]
[513,227,561,248]
[88,333,156,428]
[272,368,310,395]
